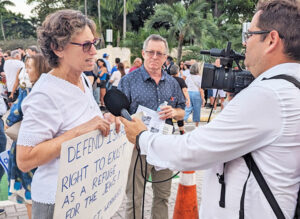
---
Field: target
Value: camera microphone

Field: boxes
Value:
[104,89,132,121]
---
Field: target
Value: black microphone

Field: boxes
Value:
[104,89,132,121]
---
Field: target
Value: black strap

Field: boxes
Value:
[262,74,300,89]
[295,189,300,219]
[217,164,226,208]
[239,158,252,219]
[83,76,90,88]
[243,153,285,219]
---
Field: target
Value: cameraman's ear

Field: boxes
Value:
[265,30,282,54]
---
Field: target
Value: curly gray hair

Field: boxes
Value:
[37,9,96,68]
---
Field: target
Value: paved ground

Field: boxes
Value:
[0,106,219,219]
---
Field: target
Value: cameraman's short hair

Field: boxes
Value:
[143,34,169,54]
[115,58,120,64]
[257,0,300,61]
[11,50,20,58]
[169,64,179,75]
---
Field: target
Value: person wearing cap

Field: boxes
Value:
[102,53,112,73]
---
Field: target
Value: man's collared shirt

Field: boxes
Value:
[118,65,185,115]
[139,63,300,218]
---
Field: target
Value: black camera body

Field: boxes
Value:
[201,42,254,94]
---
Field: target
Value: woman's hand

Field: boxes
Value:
[79,116,110,137]
[103,112,121,133]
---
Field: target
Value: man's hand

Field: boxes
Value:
[158,105,176,120]
[103,112,121,133]
[120,117,147,144]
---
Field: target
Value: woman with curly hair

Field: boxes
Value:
[16,10,119,218]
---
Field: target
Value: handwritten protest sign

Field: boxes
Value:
[54,125,133,219]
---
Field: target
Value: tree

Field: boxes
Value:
[145,0,209,63]
[0,10,36,40]
[0,0,15,41]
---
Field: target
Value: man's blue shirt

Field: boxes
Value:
[118,65,185,115]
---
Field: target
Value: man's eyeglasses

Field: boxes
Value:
[70,38,100,52]
[145,50,166,58]
[243,30,271,42]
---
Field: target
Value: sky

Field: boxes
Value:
[6,0,37,19]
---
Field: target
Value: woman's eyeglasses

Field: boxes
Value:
[70,38,100,52]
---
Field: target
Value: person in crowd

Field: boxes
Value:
[102,53,111,74]
[123,60,131,74]
[169,64,190,134]
[3,50,24,103]
[111,57,121,75]
[129,57,142,73]
[121,1,300,218]
[182,61,191,80]
[0,94,7,216]
[179,61,185,78]
[183,62,205,127]
[6,54,51,219]
[118,34,185,219]
[164,56,174,74]
[96,58,108,109]
[26,46,39,58]
[211,59,226,112]
[17,47,26,62]
[109,62,125,89]
[16,9,119,218]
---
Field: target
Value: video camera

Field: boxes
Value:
[200,42,254,94]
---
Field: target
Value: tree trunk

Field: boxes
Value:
[123,0,126,40]
[0,15,6,41]
[117,30,120,47]
[97,0,105,48]
[177,33,184,64]
[85,0,87,16]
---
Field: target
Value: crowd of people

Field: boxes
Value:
[0,0,299,218]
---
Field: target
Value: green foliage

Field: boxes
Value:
[121,27,174,62]
[0,38,38,51]
[145,0,210,63]
[0,11,36,40]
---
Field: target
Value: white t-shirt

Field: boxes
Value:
[18,68,32,89]
[17,73,103,204]
[0,96,7,116]
[139,63,300,218]
[182,69,190,78]
[3,59,24,92]
[110,70,121,87]
[185,74,202,92]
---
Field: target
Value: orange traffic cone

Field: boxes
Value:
[173,171,199,219]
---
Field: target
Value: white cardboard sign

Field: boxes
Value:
[54,125,133,219]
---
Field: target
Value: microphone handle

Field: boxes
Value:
[121,108,132,121]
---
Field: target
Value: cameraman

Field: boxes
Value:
[121,0,300,218]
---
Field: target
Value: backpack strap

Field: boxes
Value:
[262,74,300,89]
[242,153,285,219]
